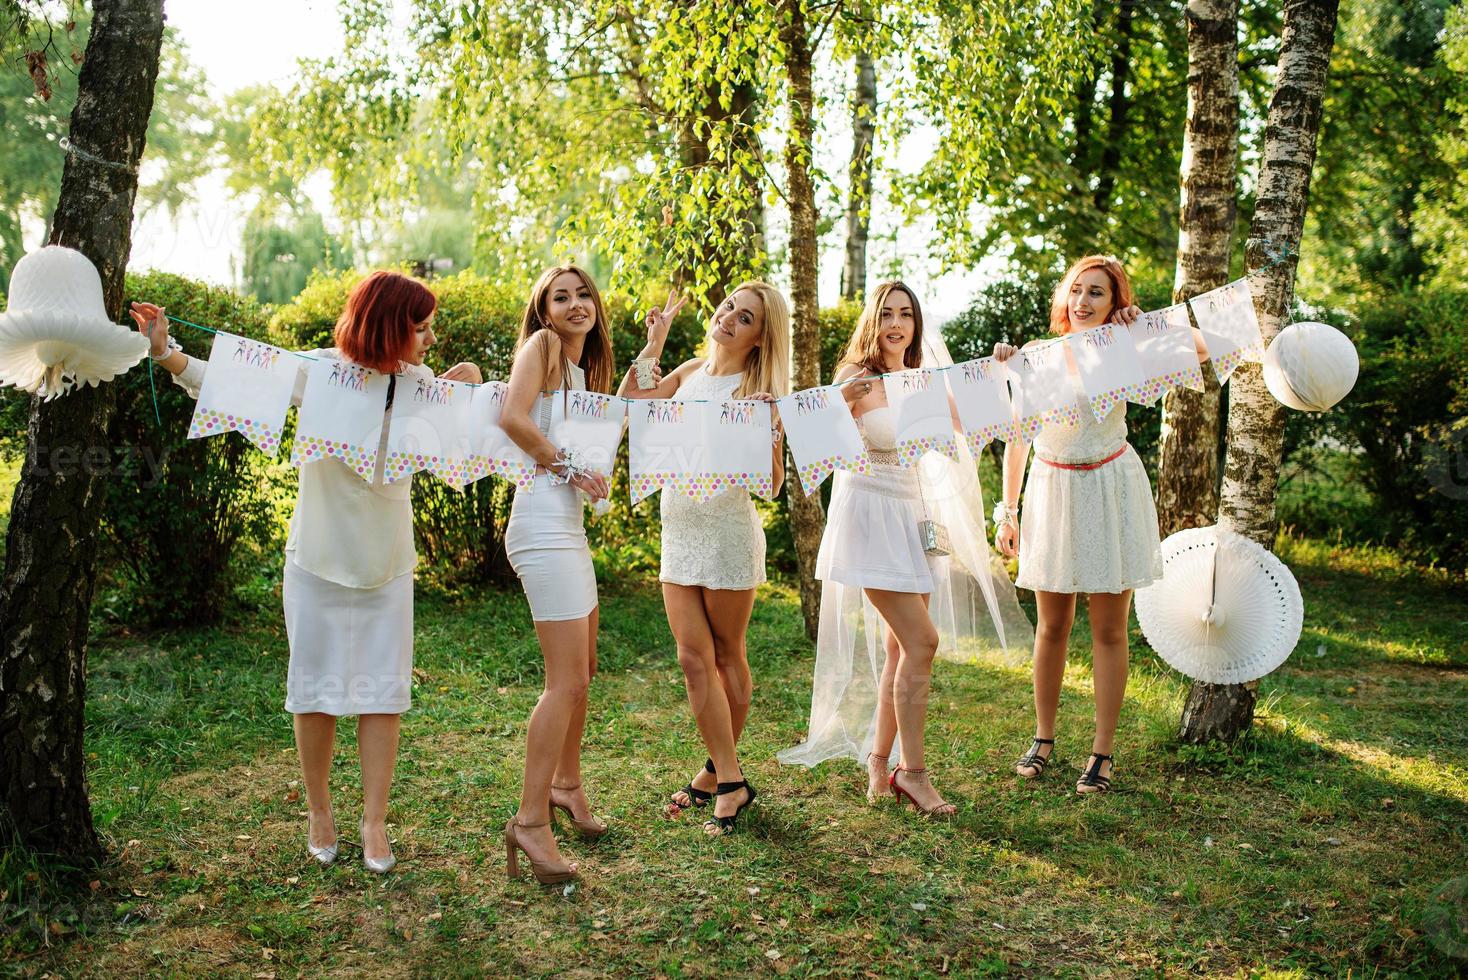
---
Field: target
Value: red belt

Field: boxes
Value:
[1037,444,1129,471]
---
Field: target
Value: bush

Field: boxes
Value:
[105,272,291,626]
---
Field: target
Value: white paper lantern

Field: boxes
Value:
[1262,320,1359,412]
[0,246,149,399]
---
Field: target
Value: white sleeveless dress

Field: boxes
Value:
[659,365,767,591]
[505,361,599,621]
[1016,390,1163,594]
[815,406,936,594]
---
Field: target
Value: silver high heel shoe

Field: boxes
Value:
[359,818,396,874]
[307,812,338,866]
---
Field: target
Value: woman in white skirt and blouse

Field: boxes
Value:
[498,265,616,884]
[130,272,483,871]
[779,282,1030,817]
[616,282,791,835]
[993,255,1209,794]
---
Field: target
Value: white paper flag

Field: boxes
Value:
[947,356,1016,452]
[547,389,627,478]
[629,398,703,503]
[778,384,869,496]
[186,332,299,454]
[465,381,535,488]
[707,399,775,500]
[382,373,476,488]
[1190,278,1264,382]
[291,357,392,481]
[884,368,958,465]
[1008,341,1082,441]
[1127,304,1205,404]
[1067,323,1146,422]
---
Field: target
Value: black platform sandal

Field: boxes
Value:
[1076,753,1113,794]
[703,780,758,836]
[1015,737,1055,779]
[670,758,716,810]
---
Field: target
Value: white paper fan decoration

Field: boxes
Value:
[1136,526,1304,684]
[0,246,149,399]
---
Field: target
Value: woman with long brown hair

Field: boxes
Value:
[618,282,791,835]
[497,264,615,883]
[130,272,482,872]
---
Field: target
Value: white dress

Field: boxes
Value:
[506,361,600,622]
[659,365,767,591]
[174,349,418,717]
[1016,390,1163,594]
[815,407,936,594]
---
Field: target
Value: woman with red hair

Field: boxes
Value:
[992,256,1208,795]
[131,271,481,871]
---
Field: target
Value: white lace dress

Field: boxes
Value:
[1016,390,1163,594]
[659,365,767,591]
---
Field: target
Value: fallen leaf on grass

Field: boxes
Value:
[765,949,781,961]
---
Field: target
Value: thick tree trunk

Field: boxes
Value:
[0,0,165,862]
[781,0,824,640]
[840,49,876,303]
[1180,0,1339,744]
[1156,0,1238,540]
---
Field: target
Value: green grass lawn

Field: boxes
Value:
[5,535,1467,977]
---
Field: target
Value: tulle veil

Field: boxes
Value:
[777,326,1035,768]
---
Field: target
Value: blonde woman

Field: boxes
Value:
[499,265,615,882]
[618,283,791,835]
[993,255,1208,794]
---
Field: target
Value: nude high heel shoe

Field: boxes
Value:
[504,817,579,884]
[550,783,609,839]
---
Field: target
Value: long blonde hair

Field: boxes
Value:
[838,280,924,375]
[515,264,615,393]
[701,280,792,399]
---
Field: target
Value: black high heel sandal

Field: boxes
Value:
[1076,753,1114,794]
[670,758,716,810]
[1015,737,1055,779]
[703,780,757,836]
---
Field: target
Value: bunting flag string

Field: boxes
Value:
[161,256,1284,499]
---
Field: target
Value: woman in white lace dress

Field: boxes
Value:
[993,255,1209,794]
[617,283,791,835]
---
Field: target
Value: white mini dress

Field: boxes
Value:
[658,365,768,591]
[505,361,600,622]
[815,407,936,595]
[1016,390,1163,595]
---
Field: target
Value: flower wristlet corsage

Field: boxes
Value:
[549,447,593,487]
[992,500,1019,530]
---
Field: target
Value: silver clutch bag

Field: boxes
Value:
[919,519,951,558]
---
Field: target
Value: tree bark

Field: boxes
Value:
[1156,0,1238,541]
[1179,0,1339,744]
[781,0,824,640]
[840,49,876,302]
[0,0,165,863]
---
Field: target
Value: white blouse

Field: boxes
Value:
[172,347,431,590]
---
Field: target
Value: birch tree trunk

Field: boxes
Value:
[840,49,876,303]
[781,0,824,640]
[0,0,166,863]
[1156,0,1238,541]
[1179,0,1340,743]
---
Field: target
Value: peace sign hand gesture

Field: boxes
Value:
[643,289,689,354]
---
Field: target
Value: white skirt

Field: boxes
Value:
[1016,443,1163,594]
[816,465,935,594]
[507,476,598,622]
[282,555,414,716]
[660,487,767,591]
